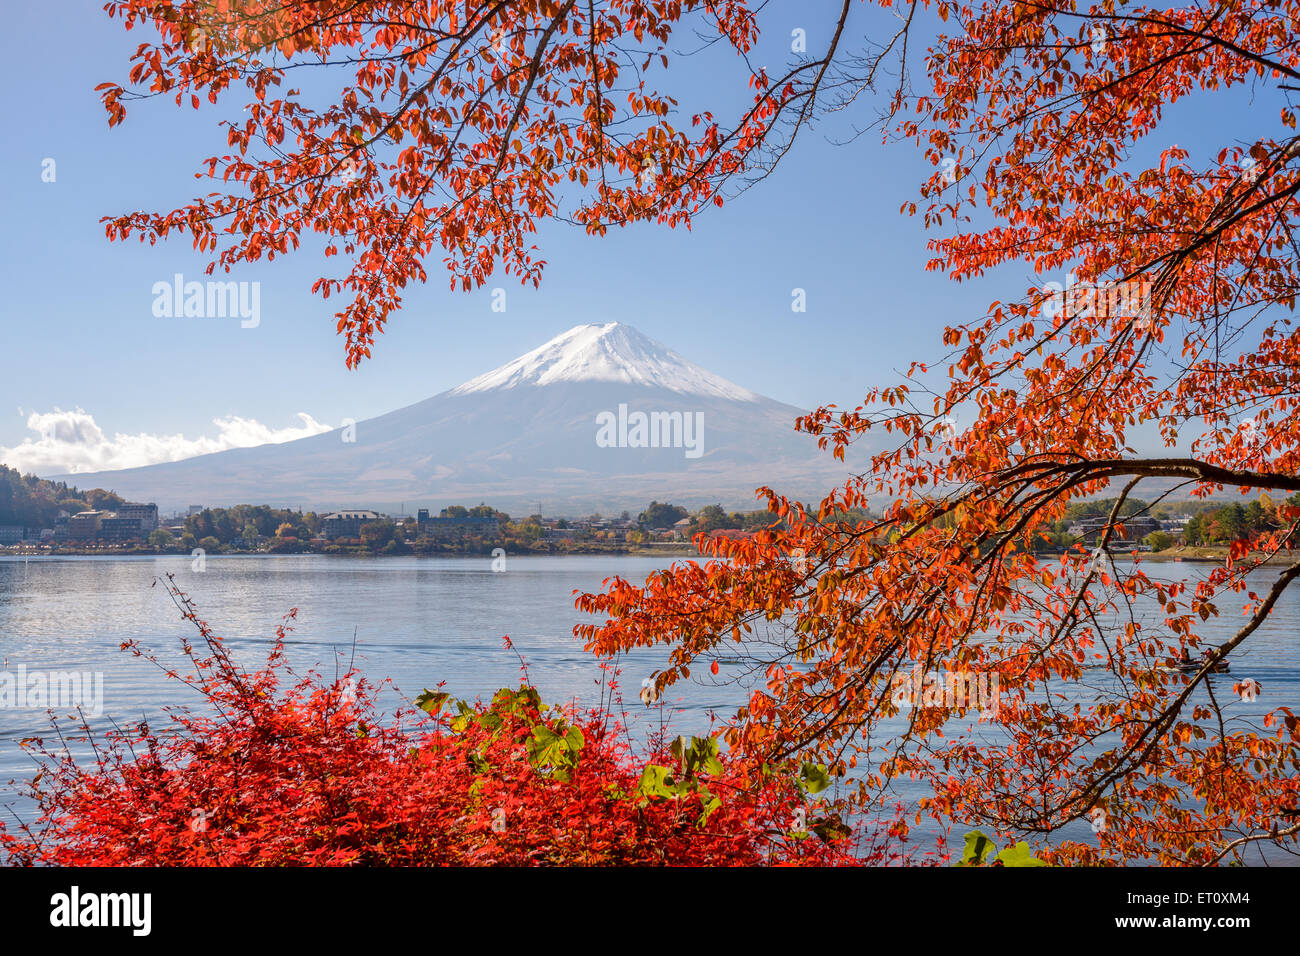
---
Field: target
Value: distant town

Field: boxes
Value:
[0,497,787,556]
[1,464,1292,558]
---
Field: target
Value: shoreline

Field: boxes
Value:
[9,545,1294,565]
[0,545,704,559]
[1088,547,1296,566]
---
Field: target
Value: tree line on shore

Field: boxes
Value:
[1026,494,1300,552]
[0,465,126,529]
[46,500,825,554]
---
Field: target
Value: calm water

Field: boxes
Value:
[0,555,739,823]
[1,553,1297,862]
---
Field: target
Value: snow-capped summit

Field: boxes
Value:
[449,322,759,402]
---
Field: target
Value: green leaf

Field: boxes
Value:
[698,736,723,776]
[564,725,585,753]
[525,726,560,765]
[449,699,474,733]
[996,841,1047,867]
[488,685,543,720]
[671,735,723,778]
[637,764,677,800]
[959,829,997,866]
[800,761,832,794]
[526,722,583,776]
[698,795,722,824]
[415,689,450,714]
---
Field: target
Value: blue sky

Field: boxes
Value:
[0,1,1279,476]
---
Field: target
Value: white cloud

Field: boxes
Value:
[0,408,334,476]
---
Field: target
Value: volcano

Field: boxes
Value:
[49,323,857,515]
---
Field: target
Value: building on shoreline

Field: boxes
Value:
[66,511,107,540]
[1069,515,1161,546]
[415,510,500,539]
[99,516,144,542]
[322,510,386,540]
[46,503,159,544]
[116,503,159,534]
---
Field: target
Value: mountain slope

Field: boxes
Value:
[47,324,856,514]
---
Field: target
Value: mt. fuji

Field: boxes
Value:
[50,324,857,515]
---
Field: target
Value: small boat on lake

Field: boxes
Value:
[1171,655,1230,674]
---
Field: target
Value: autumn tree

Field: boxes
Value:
[639,501,688,529]
[359,519,396,549]
[579,0,1300,865]
[98,0,800,366]
[98,1,1300,863]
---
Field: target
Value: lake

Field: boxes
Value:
[1,553,1297,863]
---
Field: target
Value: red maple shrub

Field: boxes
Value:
[0,576,908,866]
